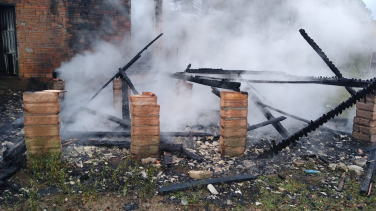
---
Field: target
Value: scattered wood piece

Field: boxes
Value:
[158,174,257,195]
[360,150,376,196]
[164,151,173,169]
[336,173,346,192]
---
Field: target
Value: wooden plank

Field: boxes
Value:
[158,174,257,195]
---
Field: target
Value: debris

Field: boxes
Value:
[141,157,157,165]
[328,163,337,171]
[164,152,173,169]
[181,199,188,206]
[278,174,286,180]
[158,174,257,195]
[304,170,319,174]
[360,150,376,196]
[278,187,286,192]
[255,202,262,206]
[189,170,213,179]
[354,159,367,167]
[123,202,139,211]
[336,174,346,192]
[359,149,364,155]
[287,194,296,200]
[347,165,364,175]
[247,116,287,131]
[293,160,305,166]
[226,199,232,205]
[337,163,348,172]
[207,184,219,195]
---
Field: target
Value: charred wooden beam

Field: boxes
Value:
[360,150,376,196]
[245,85,290,139]
[81,107,131,128]
[170,73,241,91]
[118,70,139,95]
[257,102,310,124]
[89,33,163,102]
[122,77,130,120]
[158,174,257,195]
[62,131,213,139]
[0,139,27,185]
[299,29,356,95]
[211,87,220,97]
[185,68,287,75]
[239,78,369,88]
[247,116,287,131]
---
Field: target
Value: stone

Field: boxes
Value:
[189,170,213,179]
[337,163,348,172]
[354,159,367,167]
[141,157,157,164]
[347,165,364,175]
[181,199,188,205]
[207,184,219,195]
[328,163,337,171]
[293,160,305,166]
[243,160,255,168]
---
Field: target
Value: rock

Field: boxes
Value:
[226,199,232,205]
[236,165,244,169]
[235,190,242,195]
[189,170,213,179]
[278,187,286,192]
[207,184,219,195]
[141,157,157,164]
[227,161,234,165]
[328,163,337,171]
[243,160,255,168]
[354,159,367,167]
[123,203,138,211]
[181,199,188,205]
[293,160,305,166]
[347,165,364,175]
[337,163,348,172]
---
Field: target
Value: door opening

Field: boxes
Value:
[0,5,18,77]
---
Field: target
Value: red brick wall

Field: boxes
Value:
[0,0,131,81]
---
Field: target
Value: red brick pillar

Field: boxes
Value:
[353,94,376,143]
[219,91,248,157]
[113,78,123,113]
[23,91,61,156]
[129,92,160,160]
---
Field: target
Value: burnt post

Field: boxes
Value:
[122,78,131,120]
[219,91,248,157]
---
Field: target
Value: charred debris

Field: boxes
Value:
[2,29,376,197]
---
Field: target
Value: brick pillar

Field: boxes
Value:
[23,91,61,157]
[113,78,123,113]
[353,94,376,143]
[129,92,160,160]
[219,91,248,157]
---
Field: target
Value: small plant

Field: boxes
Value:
[28,180,39,211]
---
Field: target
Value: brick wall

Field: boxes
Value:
[0,0,131,81]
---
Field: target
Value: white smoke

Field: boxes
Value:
[57,0,374,135]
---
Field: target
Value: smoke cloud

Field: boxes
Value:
[57,0,374,136]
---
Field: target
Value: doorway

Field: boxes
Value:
[0,5,18,77]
